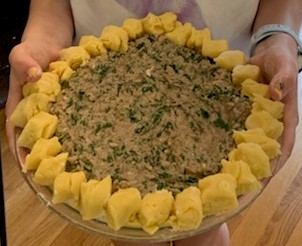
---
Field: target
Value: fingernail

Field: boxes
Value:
[27,67,41,80]
[274,81,284,99]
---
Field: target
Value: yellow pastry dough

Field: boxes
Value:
[60,46,91,70]
[165,22,193,46]
[10,93,50,128]
[23,136,62,171]
[233,128,281,160]
[22,72,60,101]
[228,142,271,179]
[141,13,165,36]
[232,64,261,85]
[33,152,68,186]
[186,27,211,50]
[17,111,58,149]
[80,176,112,220]
[138,190,174,235]
[169,186,203,230]
[241,79,270,100]
[214,50,246,71]
[122,18,144,39]
[221,159,261,195]
[100,25,129,53]
[201,39,229,58]
[245,110,284,139]
[48,61,75,82]
[52,171,86,207]
[158,12,177,33]
[198,173,238,216]
[252,94,284,120]
[79,35,107,57]
[106,187,142,231]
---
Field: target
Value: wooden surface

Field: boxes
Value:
[1,71,302,246]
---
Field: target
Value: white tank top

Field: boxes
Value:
[70,0,260,54]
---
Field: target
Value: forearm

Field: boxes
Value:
[252,0,302,58]
[253,0,302,33]
[22,0,74,49]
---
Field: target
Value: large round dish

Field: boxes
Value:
[13,127,271,243]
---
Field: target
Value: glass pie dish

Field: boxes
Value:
[9,11,285,243]
[13,127,273,243]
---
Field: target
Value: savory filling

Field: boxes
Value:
[50,34,252,195]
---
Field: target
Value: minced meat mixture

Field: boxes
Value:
[50,34,252,196]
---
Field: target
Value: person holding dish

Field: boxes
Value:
[5,0,302,245]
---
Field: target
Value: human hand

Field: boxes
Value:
[5,39,60,152]
[249,34,299,174]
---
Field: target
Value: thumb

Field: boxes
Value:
[249,54,297,101]
[268,68,297,101]
[8,44,44,84]
[269,73,287,101]
[26,66,43,83]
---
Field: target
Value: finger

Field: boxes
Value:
[248,54,276,84]
[6,49,43,124]
[250,55,297,100]
[272,87,299,174]
[9,45,43,83]
[248,54,262,68]
[268,57,297,101]
[269,73,289,101]
[26,66,43,82]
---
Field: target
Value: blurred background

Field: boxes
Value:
[0,0,30,109]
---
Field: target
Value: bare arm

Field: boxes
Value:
[23,0,74,49]
[252,0,302,58]
[253,0,302,32]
